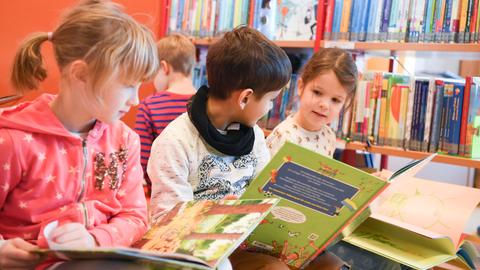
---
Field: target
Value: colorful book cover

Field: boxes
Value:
[276,0,317,40]
[240,142,389,269]
[344,175,480,270]
[465,77,480,158]
[38,199,278,270]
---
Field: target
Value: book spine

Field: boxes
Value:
[448,83,465,154]
[443,0,454,42]
[398,85,411,148]
[465,78,480,157]
[417,81,429,151]
[458,0,469,42]
[340,0,353,40]
[404,76,416,149]
[440,83,454,152]
[409,80,420,150]
[458,76,472,156]
[470,0,479,41]
[324,0,336,40]
[429,80,445,152]
[380,0,393,41]
[422,79,436,152]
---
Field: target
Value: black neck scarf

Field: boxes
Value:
[187,85,255,156]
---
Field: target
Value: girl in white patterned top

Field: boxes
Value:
[266,47,358,158]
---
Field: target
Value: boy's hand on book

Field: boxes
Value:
[223,194,238,200]
[49,223,97,249]
[0,238,43,269]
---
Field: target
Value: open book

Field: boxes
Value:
[343,172,480,269]
[240,142,390,269]
[38,199,278,270]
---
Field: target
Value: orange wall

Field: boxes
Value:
[0,0,161,128]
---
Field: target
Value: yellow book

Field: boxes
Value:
[344,173,480,270]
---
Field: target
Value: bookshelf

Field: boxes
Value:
[162,0,480,171]
[193,38,480,52]
[262,129,480,169]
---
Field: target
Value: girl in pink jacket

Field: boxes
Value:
[0,0,158,269]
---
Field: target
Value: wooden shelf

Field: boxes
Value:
[342,141,480,169]
[262,128,480,168]
[356,42,480,52]
[194,38,314,48]
[195,38,479,51]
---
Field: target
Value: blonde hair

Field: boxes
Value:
[11,0,159,94]
[157,34,196,76]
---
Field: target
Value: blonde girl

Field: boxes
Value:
[0,0,158,269]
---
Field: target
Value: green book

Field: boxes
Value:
[37,199,278,270]
[240,142,389,269]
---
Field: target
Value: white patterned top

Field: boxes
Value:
[266,114,336,158]
[148,113,270,222]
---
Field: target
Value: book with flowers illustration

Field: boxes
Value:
[37,199,278,270]
[240,142,389,269]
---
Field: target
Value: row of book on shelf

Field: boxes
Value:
[323,0,480,43]
[37,143,480,270]
[331,74,480,159]
[252,71,480,159]
[166,0,480,44]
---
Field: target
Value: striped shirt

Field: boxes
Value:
[135,91,193,182]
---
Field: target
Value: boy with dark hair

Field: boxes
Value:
[148,26,292,269]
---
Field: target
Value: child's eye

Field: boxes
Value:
[312,90,321,96]
[332,98,342,103]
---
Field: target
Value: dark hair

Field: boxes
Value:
[301,48,358,107]
[206,26,292,100]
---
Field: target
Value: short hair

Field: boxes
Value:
[11,0,159,94]
[157,34,196,76]
[206,26,292,100]
[301,48,358,107]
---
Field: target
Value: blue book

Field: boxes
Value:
[429,80,445,152]
[332,0,344,40]
[440,82,454,152]
[366,0,379,41]
[448,83,465,154]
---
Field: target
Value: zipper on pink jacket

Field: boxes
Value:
[78,139,89,227]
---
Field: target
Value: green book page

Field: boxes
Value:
[344,217,457,270]
[240,142,388,269]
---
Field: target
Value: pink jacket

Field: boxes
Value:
[0,94,148,248]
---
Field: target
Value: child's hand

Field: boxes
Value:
[50,223,97,249]
[371,170,393,181]
[0,238,43,269]
[223,194,238,200]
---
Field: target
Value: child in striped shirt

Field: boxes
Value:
[135,34,196,190]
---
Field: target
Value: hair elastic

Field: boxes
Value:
[47,32,53,41]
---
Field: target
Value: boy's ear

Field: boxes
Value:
[297,78,304,96]
[160,60,170,75]
[238,88,254,110]
[69,60,89,84]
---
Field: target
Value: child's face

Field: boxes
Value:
[240,90,281,127]
[297,70,347,131]
[94,79,141,124]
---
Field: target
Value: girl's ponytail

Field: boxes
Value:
[11,32,49,92]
